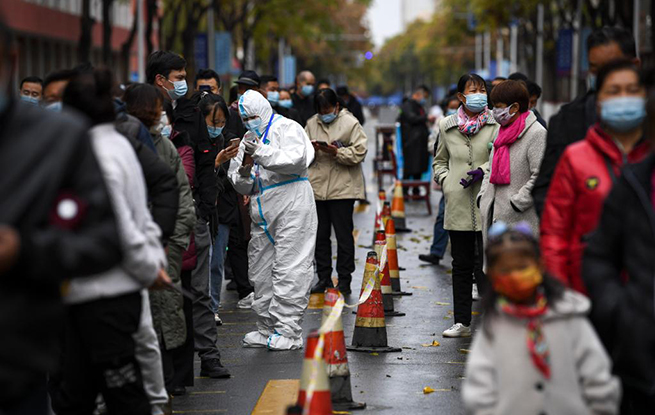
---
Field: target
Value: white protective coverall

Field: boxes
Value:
[228,90,318,350]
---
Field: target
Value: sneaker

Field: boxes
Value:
[418,253,441,265]
[199,358,231,378]
[337,283,352,295]
[214,313,223,326]
[472,284,480,301]
[310,282,334,294]
[443,323,472,338]
[170,386,186,396]
[237,292,254,309]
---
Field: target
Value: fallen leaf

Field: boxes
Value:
[423,387,435,394]
[370,352,379,356]
[472,311,481,315]
[421,340,440,347]
[459,349,470,354]
[434,302,450,306]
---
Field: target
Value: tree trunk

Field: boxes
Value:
[79,0,94,63]
[146,0,157,56]
[120,11,138,81]
[102,0,115,65]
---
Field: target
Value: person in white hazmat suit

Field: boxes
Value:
[228,90,318,351]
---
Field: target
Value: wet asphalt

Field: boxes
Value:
[172,117,479,415]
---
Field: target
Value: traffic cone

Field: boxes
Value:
[321,289,366,411]
[375,230,405,317]
[391,180,411,232]
[381,201,392,229]
[386,218,412,296]
[347,251,401,353]
[372,190,386,247]
[296,330,333,415]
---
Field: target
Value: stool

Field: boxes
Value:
[401,180,432,215]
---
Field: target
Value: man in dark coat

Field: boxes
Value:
[260,74,302,124]
[399,85,434,181]
[291,70,317,127]
[532,27,638,216]
[337,85,365,126]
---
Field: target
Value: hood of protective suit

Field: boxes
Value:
[238,90,274,136]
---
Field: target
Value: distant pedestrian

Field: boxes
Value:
[19,75,42,105]
[463,223,620,415]
[399,85,434,183]
[261,75,302,124]
[336,85,365,126]
[292,70,317,126]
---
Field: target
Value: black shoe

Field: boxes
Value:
[226,280,237,291]
[337,284,352,295]
[200,358,231,378]
[311,282,333,294]
[418,253,441,265]
[170,386,187,396]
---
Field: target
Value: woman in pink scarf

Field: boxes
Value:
[478,80,547,246]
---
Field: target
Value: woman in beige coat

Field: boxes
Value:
[433,73,499,338]
[306,88,367,295]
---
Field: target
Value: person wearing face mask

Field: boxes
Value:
[463,223,620,415]
[42,69,76,112]
[292,70,317,127]
[532,27,639,216]
[399,85,435,184]
[433,73,500,338]
[541,59,649,296]
[19,76,42,105]
[261,75,302,124]
[228,90,317,350]
[147,51,230,380]
[336,85,365,126]
[305,88,367,295]
[478,80,547,248]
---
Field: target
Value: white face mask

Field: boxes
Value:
[492,104,516,126]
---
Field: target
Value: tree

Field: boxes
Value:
[102,0,115,65]
[78,0,94,63]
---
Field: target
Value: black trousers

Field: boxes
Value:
[166,270,195,389]
[621,384,655,415]
[228,219,253,300]
[49,292,150,415]
[315,199,356,287]
[449,231,486,326]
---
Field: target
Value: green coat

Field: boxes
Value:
[433,112,499,232]
[150,133,196,350]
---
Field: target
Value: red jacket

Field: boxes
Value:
[540,124,649,294]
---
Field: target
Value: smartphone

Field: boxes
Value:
[229,138,241,148]
[316,141,330,147]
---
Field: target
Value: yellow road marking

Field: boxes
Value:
[251,379,299,415]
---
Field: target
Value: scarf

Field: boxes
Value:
[490,111,530,185]
[457,106,490,136]
[498,293,551,380]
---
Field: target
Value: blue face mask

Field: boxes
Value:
[600,96,646,133]
[419,98,427,105]
[161,125,172,139]
[320,111,338,124]
[21,95,39,106]
[446,108,457,116]
[301,84,314,96]
[279,99,293,109]
[464,93,487,113]
[245,117,263,137]
[45,101,62,112]
[207,125,224,138]
[267,91,280,105]
[166,79,188,100]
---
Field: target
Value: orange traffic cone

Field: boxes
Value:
[296,330,333,415]
[375,230,405,317]
[372,190,386,246]
[347,251,401,353]
[391,180,410,232]
[381,201,392,229]
[386,218,412,296]
[321,289,366,411]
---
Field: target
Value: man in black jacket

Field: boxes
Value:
[399,85,435,182]
[0,25,122,411]
[148,51,230,379]
[260,74,302,124]
[532,27,638,216]
[337,85,365,126]
[291,70,317,126]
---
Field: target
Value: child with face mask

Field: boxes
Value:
[462,222,620,415]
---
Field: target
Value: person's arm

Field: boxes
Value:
[178,146,195,189]
[433,125,450,185]
[462,329,498,415]
[477,146,493,207]
[334,121,368,166]
[251,123,312,175]
[169,144,197,248]
[401,101,428,125]
[540,153,577,284]
[227,141,256,195]
[574,318,621,415]
[532,112,566,217]
[510,127,547,212]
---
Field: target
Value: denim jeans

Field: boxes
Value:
[209,223,231,314]
[430,196,448,258]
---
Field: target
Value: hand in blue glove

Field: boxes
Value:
[460,168,484,188]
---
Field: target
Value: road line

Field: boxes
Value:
[251,379,299,415]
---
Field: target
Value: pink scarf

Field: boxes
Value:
[490,111,530,185]
[457,106,490,136]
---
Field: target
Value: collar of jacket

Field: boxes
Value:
[443,109,497,132]
[516,110,538,140]
[586,123,650,166]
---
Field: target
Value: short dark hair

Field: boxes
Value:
[317,78,331,88]
[146,51,186,85]
[508,72,529,82]
[259,75,278,87]
[43,69,77,91]
[20,76,43,89]
[441,95,460,111]
[314,88,344,113]
[336,86,350,96]
[596,58,642,93]
[195,69,221,89]
[457,73,486,94]
[123,83,164,128]
[63,68,116,125]
[199,93,229,126]
[415,84,431,95]
[493,76,506,82]
[490,79,530,112]
[587,26,636,59]
[526,80,542,98]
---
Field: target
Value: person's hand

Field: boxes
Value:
[215,145,239,168]
[243,136,261,155]
[318,143,338,156]
[150,267,173,290]
[460,168,484,188]
[238,164,252,178]
[243,196,250,205]
[428,115,437,123]
[0,225,20,275]
[311,140,320,151]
